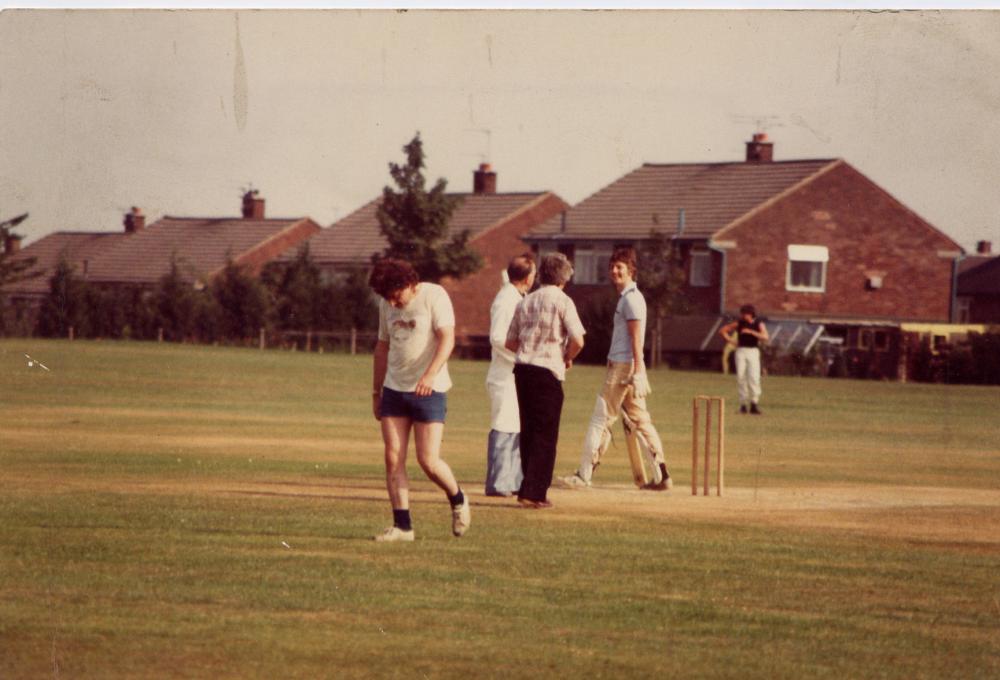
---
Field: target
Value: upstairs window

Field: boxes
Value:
[574,248,611,285]
[689,249,712,287]
[786,244,828,293]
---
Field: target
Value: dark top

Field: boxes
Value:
[737,318,763,348]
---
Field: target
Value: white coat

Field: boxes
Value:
[486,281,523,432]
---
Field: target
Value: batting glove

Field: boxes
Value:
[631,372,651,399]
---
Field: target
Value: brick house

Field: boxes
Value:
[522,134,966,378]
[956,241,1000,323]
[1,192,320,333]
[287,164,568,353]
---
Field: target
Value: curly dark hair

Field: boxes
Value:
[369,258,419,300]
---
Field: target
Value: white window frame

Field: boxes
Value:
[786,244,828,293]
[537,242,557,258]
[955,297,971,324]
[574,246,612,285]
[689,249,712,287]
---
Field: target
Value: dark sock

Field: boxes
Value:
[392,509,412,531]
[448,489,465,508]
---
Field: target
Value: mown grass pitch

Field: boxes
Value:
[2,339,998,679]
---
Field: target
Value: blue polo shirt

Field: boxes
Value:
[608,282,646,363]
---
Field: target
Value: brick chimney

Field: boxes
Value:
[242,190,265,219]
[4,233,22,255]
[745,132,774,163]
[977,240,992,254]
[123,206,145,234]
[473,163,497,195]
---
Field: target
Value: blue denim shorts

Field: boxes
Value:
[379,386,447,423]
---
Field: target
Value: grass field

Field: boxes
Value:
[2,339,998,679]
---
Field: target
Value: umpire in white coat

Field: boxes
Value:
[485,254,536,496]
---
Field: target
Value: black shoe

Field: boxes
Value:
[642,464,673,491]
[750,403,762,415]
[739,405,748,414]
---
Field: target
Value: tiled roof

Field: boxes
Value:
[957,254,996,276]
[2,232,129,296]
[957,256,1000,295]
[527,159,838,241]
[84,217,311,285]
[292,192,550,265]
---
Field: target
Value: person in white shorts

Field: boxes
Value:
[560,246,672,490]
[485,254,536,496]
[369,258,470,542]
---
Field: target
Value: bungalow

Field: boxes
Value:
[287,164,568,353]
[1,192,320,333]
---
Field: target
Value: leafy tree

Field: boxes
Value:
[261,245,324,331]
[192,292,222,343]
[0,213,37,333]
[115,286,157,341]
[637,230,692,366]
[37,258,89,337]
[376,133,482,282]
[339,268,378,332]
[212,259,272,341]
[155,256,198,341]
[0,213,35,290]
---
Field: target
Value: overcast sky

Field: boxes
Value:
[2,9,998,252]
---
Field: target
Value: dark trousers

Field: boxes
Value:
[513,363,564,502]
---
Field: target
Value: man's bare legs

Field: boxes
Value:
[413,421,460,496]
[381,416,413,509]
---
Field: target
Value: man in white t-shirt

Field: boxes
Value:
[559,246,672,490]
[485,254,536,496]
[369,258,470,542]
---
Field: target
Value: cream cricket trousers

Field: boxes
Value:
[578,361,666,483]
[735,346,762,406]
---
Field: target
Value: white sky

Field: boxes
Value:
[1,9,999,252]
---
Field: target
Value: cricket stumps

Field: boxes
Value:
[692,395,725,496]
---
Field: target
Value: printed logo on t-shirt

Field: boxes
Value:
[391,318,417,342]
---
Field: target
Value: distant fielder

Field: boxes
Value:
[560,246,672,490]
[718,303,769,414]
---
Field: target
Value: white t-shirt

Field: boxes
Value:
[378,282,455,393]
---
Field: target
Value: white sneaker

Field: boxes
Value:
[374,526,415,542]
[558,473,591,489]
[452,497,471,537]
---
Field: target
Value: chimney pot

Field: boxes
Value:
[124,206,145,234]
[745,132,774,163]
[977,240,992,254]
[4,233,22,255]
[473,164,497,195]
[242,190,266,219]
